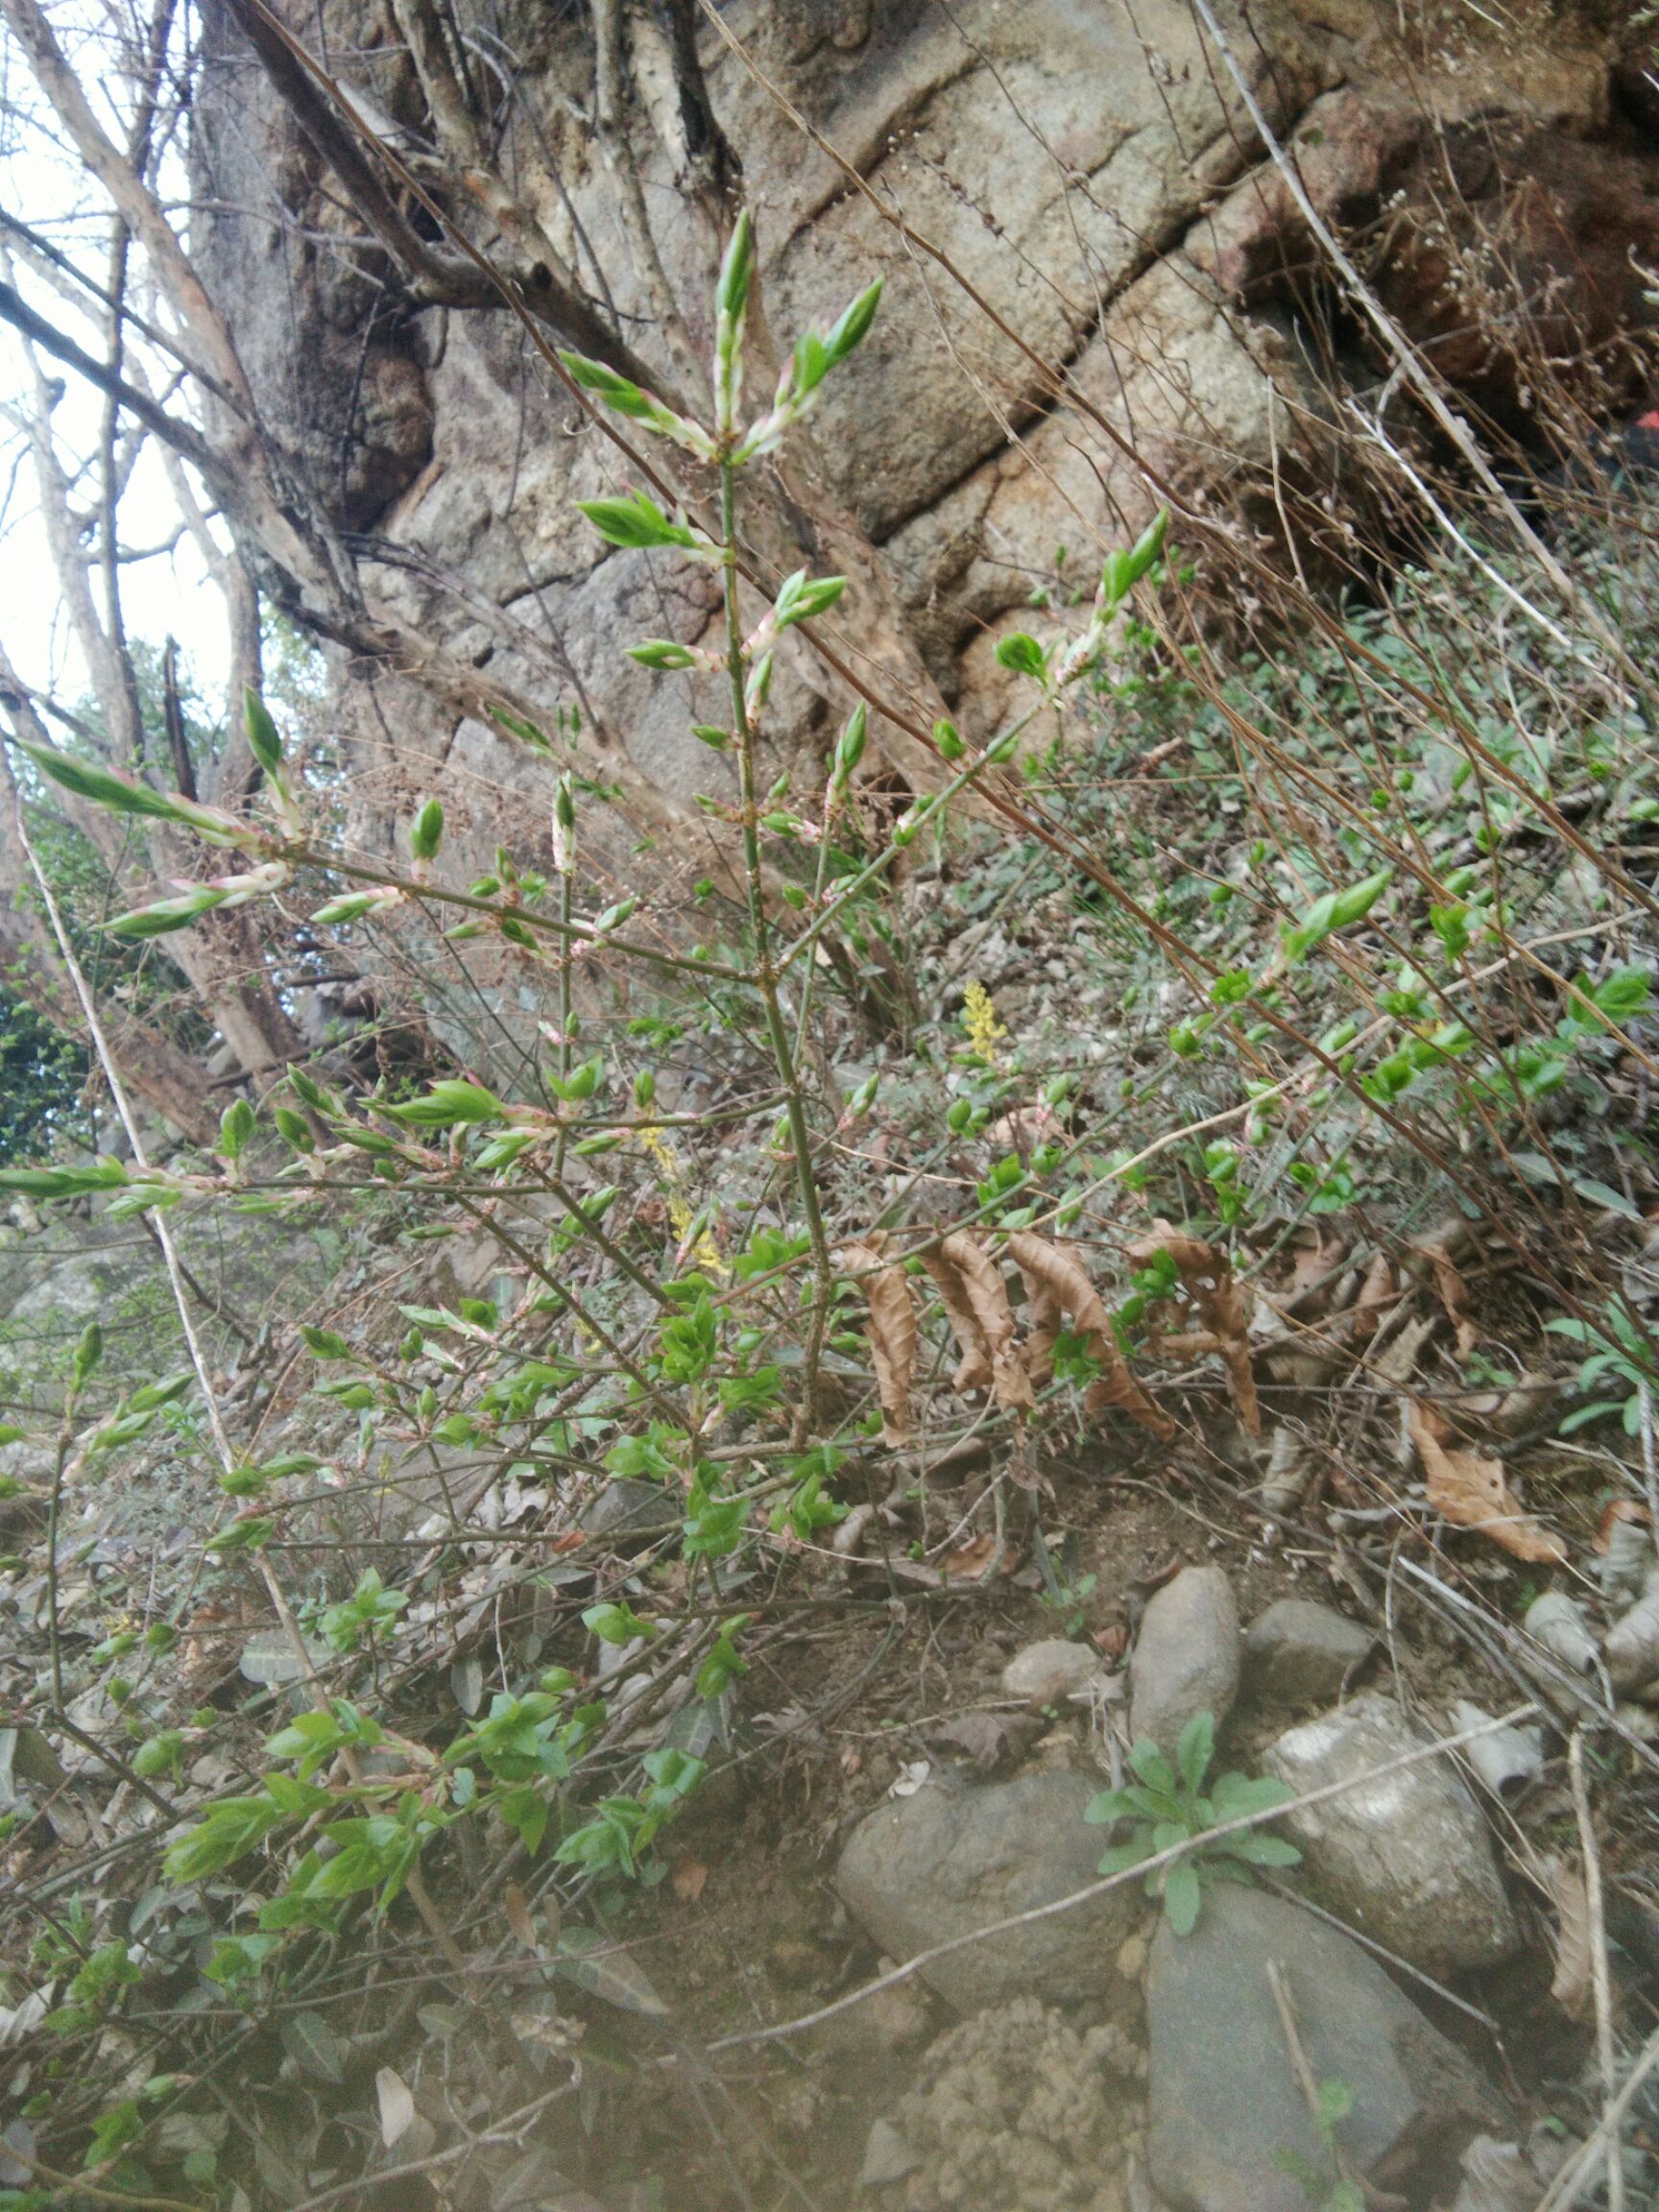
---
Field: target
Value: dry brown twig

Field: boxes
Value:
[1568,1730,1625,2212]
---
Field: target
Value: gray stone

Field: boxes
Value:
[577,1480,678,1545]
[238,1629,329,1687]
[859,2118,920,2189]
[1242,1599,1375,1708]
[1147,1885,1505,2212]
[1261,1694,1520,1978]
[1129,1568,1239,1752]
[999,1638,1105,1709]
[836,1771,1141,2013]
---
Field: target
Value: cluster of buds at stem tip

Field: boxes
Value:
[830,702,867,798]
[1052,508,1170,689]
[731,276,885,465]
[744,568,848,663]
[108,859,294,941]
[310,884,404,928]
[563,209,883,474]
[242,687,306,838]
[12,732,267,854]
[713,209,754,441]
[408,797,444,882]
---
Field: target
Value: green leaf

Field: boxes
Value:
[1162,1858,1203,1935]
[1127,507,1169,582]
[1127,1739,1178,1797]
[821,276,883,372]
[0,1158,129,1198]
[1213,1830,1302,1867]
[559,352,653,419]
[578,493,700,552]
[555,1926,670,2015]
[772,569,847,631]
[243,688,284,779]
[385,1079,503,1127]
[218,1096,255,1160]
[311,889,392,926]
[1284,870,1392,962]
[107,886,230,939]
[13,734,184,821]
[1095,1839,1153,1875]
[628,638,698,671]
[715,207,755,325]
[1208,1770,1294,1820]
[409,798,444,861]
[1176,1710,1214,1795]
[995,632,1048,681]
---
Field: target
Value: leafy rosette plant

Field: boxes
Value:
[1086,1710,1301,1935]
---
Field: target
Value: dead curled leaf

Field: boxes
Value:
[1349,1250,1396,1343]
[937,1232,1034,1411]
[1128,1222,1260,1436]
[1004,1231,1171,1437]
[938,1532,999,1580]
[1595,1497,1651,1552]
[503,1882,538,1953]
[916,1242,994,1394]
[1407,1402,1567,1564]
[842,1239,918,1445]
[671,1857,709,1904]
[1548,1853,1593,2019]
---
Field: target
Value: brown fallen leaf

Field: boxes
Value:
[1408,1402,1567,1563]
[503,1882,539,1953]
[842,1238,918,1446]
[1348,1250,1396,1344]
[671,1857,709,1904]
[1548,1853,1593,2019]
[1285,1229,1344,1305]
[1418,1235,1479,1359]
[938,1532,998,1580]
[1595,1497,1651,1552]
[1005,1230,1171,1437]
[1128,1222,1259,1435]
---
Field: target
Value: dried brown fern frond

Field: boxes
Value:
[842,1239,918,1446]
[1128,1221,1260,1436]
[918,1242,994,1395]
[1013,1244,1065,1387]
[937,1232,1033,1411]
[1006,1229,1172,1438]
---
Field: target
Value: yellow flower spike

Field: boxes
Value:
[961,979,1009,1069]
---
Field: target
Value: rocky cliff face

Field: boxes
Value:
[192,0,1658,974]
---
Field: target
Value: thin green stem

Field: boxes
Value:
[719,454,834,1431]
[553,860,574,1177]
